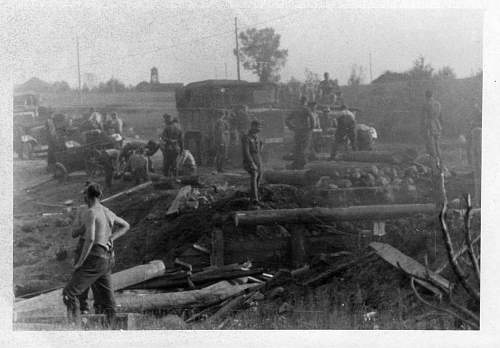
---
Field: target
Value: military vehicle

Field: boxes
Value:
[13,92,52,159]
[175,79,293,165]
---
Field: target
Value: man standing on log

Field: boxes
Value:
[160,113,184,177]
[286,96,315,169]
[242,120,263,204]
[63,182,130,324]
[421,90,443,162]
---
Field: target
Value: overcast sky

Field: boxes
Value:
[3,1,483,87]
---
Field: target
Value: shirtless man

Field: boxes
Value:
[62,183,130,323]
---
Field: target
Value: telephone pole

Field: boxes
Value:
[369,52,373,83]
[76,36,82,103]
[235,17,241,81]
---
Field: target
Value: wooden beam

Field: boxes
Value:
[101,181,152,204]
[234,203,437,226]
[369,242,450,291]
[263,170,312,186]
[115,281,259,312]
[127,267,263,290]
[338,150,416,164]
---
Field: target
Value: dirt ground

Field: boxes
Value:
[12,136,479,329]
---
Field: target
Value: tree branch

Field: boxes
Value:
[463,193,481,283]
[411,277,478,329]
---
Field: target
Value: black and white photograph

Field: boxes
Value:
[2,0,499,343]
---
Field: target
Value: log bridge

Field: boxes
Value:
[206,203,439,268]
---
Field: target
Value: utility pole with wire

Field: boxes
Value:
[76,36,82,103]
[369,52,373,83]
[235,17,241,81]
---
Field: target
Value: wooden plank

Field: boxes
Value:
[234,203,437,226]
[127,267,263,290]
[263,169,312,186]
[101,181,152,204]
[166,185,192,216]
[115,281,259,312]
[369,242,450,291]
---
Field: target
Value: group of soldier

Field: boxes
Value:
[284,72,369,170]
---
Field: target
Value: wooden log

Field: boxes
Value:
[234,203,437,226]
[263,169,312,186]
[14,260,165,319]
[101,181,152,204]
[306,161,386,178]
[115,281,259,312]
[370,242,450,291]
[338,150,417,164]
[210,227,224,267]
[153,175,201,189]
[127,266,263,290]
[205,294,246,324]
[166,185,192,216]
[290,226,306,268]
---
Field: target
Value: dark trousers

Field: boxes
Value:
[292,131,311,169]
[331,127,357,158]
[162,146,179,177]
[63,247,115,321]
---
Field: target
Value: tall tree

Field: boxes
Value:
[237,27,288,82]
[435,66,456,80]
[407,55,434,80]
[348,64,365,86]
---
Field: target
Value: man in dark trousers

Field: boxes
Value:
[242,120,264,204]
[286,96,315,169]
[214,111,230,172]
[62,182,130,324]
[330,104,357,160]
[160,113,184,177]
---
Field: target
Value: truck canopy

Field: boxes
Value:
[176,79,279,109]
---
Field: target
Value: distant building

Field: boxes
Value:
[372,71,409,84]
[151,67,159,84]
[14,77,52,93]
[135,67,183,92]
